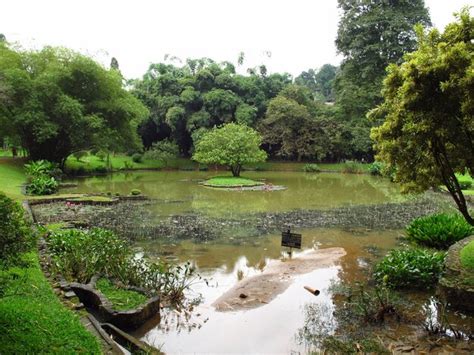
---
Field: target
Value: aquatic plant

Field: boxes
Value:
[406,213,474,249]
[302,163,321,173]
[130,189,142,195]
[374,248,446,288]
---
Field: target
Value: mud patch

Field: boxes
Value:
[212,247,346,311]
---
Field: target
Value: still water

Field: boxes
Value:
[65,171,408,353]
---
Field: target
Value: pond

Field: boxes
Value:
[64,171,405,217]
[57,171,469,352]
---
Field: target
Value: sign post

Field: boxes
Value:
[281,226,302,257]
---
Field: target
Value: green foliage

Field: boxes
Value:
[458,177,473,190]
[460,241,474,270]
[335,0,430,121]
[45,228,201,302]
[341,161,362,174]
[143,139,179,166]
[302,164,321,173]
[193,123,267,177]
[96,150,107,162]
[370,9,474,224]
[369,162,384,176]
[46,228,129,283]
[406,213,474,249]
[24,160,60,180]
[95,278,147,311]
[26,176,58,196]
[72,151,87,162]
[131,153,143,163]
[0,45,147,165]
[130,189,141,195]
[374,248,446,288]
[0,192,32,268]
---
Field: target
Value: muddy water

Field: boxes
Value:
[64,171,405,217]
[64,171,460,352]
[134,228,401,353]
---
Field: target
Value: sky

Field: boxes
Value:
[1,0,471,79]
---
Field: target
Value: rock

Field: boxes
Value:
[73,302,84,310]
[64,291,76,298]
[239,293,248,299]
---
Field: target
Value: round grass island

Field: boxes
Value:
[202,176,287,191]
[203,176,264,188]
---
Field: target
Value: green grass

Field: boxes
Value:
[203,176,264,187]
[460,241,474,270]
[67,196,115,203]
[0,157,27,200]
[95,278,147,311]
[0,158,101,353]
[0,253,101,354]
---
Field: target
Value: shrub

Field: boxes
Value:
[130,189,141,196]
[46,228,130,283]
[460,241,474,270]
[368,162,383,176]
[26,175,59,195]
[303,163,321,173]
[144,139,179,167]
[24,160,61,180]
[72,151,87,162]
[342,161,362,174]
[406,213,474,249]
[96,150,107,161]
[131,153,143,163]
[374,248,446,288]
[122,160,133,170]
[0,192,33,268]
[45,228,202,303]
[458,178,472,190]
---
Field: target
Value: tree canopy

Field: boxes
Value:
[370,8,474,225]
[0,44,148,166]
[192,123,267,177]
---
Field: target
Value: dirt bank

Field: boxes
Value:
[212,247,346,312]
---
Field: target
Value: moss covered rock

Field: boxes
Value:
[438,235,474,313]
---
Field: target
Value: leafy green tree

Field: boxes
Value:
[295,64,337,102]
[370,9,474,225]
[193,123,266,176]
[0,45,148,166]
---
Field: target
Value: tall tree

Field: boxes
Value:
[335,0,431,160]
[370,8,474,225]
[193,123,267,177]
[0,45,148,166]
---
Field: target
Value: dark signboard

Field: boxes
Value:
[281,231,302,249]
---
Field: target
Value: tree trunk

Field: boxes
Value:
[434,142,474,226]
[231,164,241,177]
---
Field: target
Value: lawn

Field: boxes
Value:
[203,176,264,187]
[0,157,27,200]
[0,158,101,354]
[457,173,474,196]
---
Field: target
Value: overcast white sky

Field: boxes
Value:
[1,0,471,79]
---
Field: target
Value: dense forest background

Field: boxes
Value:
[0,0,432,163]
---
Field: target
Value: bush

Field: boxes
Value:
[46,228,130,283]
[0,193,33,268]
[342,161,362,174]
[303,164,321,173]
[24,160,61,180]
[374,248,446,288]
[26,175,59,195]
[406,213,474,249]
[130,189,141,196]
[96,150,107,161]
[131,153,143,163]
[144,139,179,166]
[72,151,87,162]
[368,162,383,176]
[458,178,472,190]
